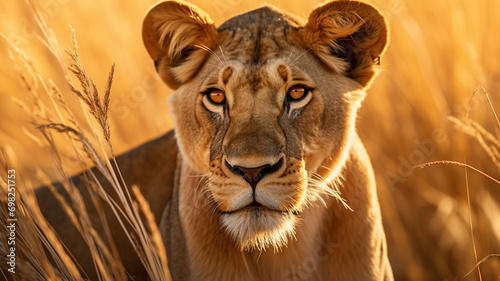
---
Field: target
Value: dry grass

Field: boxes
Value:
[0,0,499,280]
[0,2,171,279]
[416,87,500,281]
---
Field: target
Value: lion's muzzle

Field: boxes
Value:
[225,156,284,189]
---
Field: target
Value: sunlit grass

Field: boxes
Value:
[0,2,171,279]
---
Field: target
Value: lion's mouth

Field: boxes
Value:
[221,201,300,216]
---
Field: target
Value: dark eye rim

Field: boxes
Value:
[286,85,313,102]
[203,88,226,105]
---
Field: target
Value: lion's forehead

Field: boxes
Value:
[216,6,303,64]
[228,63,280,89]
[208,60,280,91]
[207,59,314,112]
[218,6,302,31]
[217,64,281,115]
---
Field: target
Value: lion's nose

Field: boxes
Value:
[226,158,284,190]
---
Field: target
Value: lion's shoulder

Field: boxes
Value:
[116,130,178,218]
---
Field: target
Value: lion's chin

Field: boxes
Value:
[221,206,299,251]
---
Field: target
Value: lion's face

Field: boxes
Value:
[170,56,362,250]
[142,1,388,250]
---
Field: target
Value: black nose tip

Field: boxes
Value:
[226,158,284,189]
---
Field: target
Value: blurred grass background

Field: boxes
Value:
[1,0,499,280]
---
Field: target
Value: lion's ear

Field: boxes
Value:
[301,1,388,87]
[142,1,217,89]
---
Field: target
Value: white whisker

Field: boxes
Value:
[289,48,310,66]
[285,47,296,64]
[219,46,228,64]
[307,171,352,211]
[195,44,224,66]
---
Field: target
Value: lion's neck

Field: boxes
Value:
[173,140,388,281]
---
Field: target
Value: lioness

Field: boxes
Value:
[36,0,392,280]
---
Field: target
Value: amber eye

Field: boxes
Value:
[287,85,307,101]
[207,89,226,105]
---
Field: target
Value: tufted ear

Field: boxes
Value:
[301,1,388,87]
[142,1,217,89]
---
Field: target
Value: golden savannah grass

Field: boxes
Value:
[0,0,499,280]
[1,4,171,280]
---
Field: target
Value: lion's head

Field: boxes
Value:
[143,0,388,251]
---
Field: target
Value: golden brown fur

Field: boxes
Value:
[36,1,392,280]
